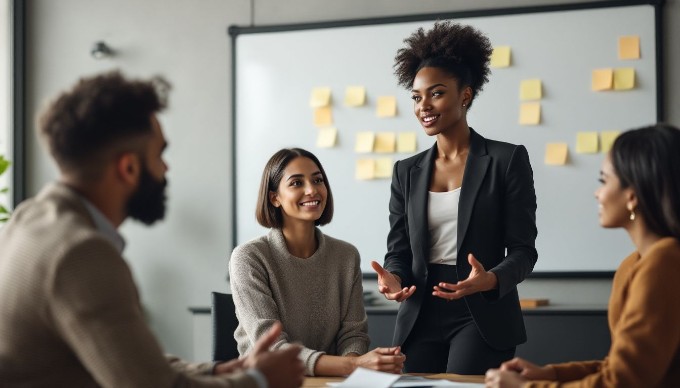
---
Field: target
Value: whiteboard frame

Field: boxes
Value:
[228,0,665,278]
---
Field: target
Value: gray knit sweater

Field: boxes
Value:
[229,228,369,376]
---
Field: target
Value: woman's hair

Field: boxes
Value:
[393,20,493,109]
[255,148,334,228]
[610,123,680,239]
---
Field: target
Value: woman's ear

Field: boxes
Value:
[625,188,638,212]
[269,191,280,208]
[462,86,473,107]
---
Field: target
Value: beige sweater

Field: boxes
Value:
[229,228,369,376]
[527,237,680,387]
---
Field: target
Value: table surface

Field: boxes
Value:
[301,373,485,387]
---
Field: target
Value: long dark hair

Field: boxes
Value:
[610,123,680,239]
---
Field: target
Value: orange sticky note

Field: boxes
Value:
[519,102,541,125]
[592,69,613,91]
[618,36,640,60]
[613,68,635,90]
[490,46,511,68]
[374,132,396,153]
[313,106,333,127]
[545,143,568,166]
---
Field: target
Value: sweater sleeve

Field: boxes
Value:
[229,243,325,376]
[335,249,370,356]
[527,245,680,387]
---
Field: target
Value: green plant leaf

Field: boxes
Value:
[0,188,7,193]
[0,155,10,176]
[0,205,7,214]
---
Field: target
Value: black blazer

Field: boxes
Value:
[384,128,538,350]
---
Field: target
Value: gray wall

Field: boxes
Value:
[24,0,680,360]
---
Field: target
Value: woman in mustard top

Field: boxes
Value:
[485,123,680,388]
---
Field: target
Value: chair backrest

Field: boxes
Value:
[211,292,240,362]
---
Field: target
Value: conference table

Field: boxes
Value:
[301,373,485,387]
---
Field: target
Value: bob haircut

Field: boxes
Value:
[255,148,334,228]
[610,123,680,240]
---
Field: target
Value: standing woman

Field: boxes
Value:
[486,124,680,387]
[371,21,538,374]
[230,148,405,377]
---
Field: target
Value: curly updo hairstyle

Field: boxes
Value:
[394,21,493,109]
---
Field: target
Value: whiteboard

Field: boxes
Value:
[231,2,661,274]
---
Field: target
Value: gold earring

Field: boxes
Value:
[628,204,636,221]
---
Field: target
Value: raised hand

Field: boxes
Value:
[245,322,305,388]
[432,253,498,300]
[371,261,416,302]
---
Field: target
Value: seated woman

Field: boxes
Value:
[229,148,405,377]
[485,123,680,387]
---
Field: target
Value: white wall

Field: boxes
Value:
[24,0,680,360]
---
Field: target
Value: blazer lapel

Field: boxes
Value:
[458,129,490,253]
[408,144,437,264]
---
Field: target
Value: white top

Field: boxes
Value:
[428,188,461,265]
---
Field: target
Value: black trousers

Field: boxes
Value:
[401,264,515,374]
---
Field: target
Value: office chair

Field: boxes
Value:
[211,292,240,362]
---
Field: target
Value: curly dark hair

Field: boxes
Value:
[38,71,170,179]
[394,21,493,108]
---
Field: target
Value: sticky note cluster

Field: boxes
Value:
[356,158,394,180]
[591,35,640,92]
[544,130,621,166]
[518,79,542,126]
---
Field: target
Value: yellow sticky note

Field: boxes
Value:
[600,131,620,153]
[314,106,333,127]
[614,68,635,90]
[519,102,541,125]
[375,158,393,179]
[355,132,375,153]
[490,46,511,68]
[618,36,640,60]
[309,87,331,108]
[376,96,397,118]
[397,132,417,153]
[374,132,396,153]
[592,69,613,91]
[520,79,542,101]
[356,159,375,180]
[345,86,366,107]
[576,132,599,154]
[316,128,337,148]
[545,143,568,166]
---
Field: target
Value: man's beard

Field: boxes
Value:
[127,164,167,225]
